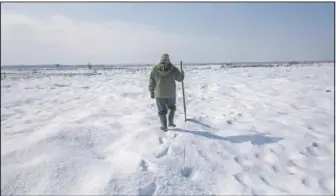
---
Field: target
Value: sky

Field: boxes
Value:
[1,2,334,65]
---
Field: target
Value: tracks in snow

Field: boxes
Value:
[2,67,334,195]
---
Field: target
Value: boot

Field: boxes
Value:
[168,109,176,127]
[159,114,168,132]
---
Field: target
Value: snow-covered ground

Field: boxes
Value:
[1,64,334,195]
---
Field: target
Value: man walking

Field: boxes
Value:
[149,53,184,131]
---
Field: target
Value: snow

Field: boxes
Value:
[1,63,334,195]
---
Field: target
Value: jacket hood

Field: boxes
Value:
[156,62,173,76]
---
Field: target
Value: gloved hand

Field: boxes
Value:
[180,70,185,81]
[150,92,155,99]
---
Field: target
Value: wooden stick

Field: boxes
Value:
[180,60,187,122]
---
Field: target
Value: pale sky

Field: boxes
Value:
[1,2,334,65]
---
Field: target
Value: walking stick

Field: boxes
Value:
[180,61,188,172]
[180,60,187,122]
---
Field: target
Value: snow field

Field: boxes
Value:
[1,64,334,195]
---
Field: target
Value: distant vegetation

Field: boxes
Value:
[1,60,333,70]
[1,60,333,80]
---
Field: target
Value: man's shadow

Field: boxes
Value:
[173,119,283,146]
[185,118,216,129]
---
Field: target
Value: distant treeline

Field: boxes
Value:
[1,60,334,69]
[219,61,328,68]
[184,60,334,66]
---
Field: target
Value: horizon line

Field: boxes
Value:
[1,59,334,67]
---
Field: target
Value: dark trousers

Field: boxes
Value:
[156,97,176,126]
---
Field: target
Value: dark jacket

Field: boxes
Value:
[148,62,184,98]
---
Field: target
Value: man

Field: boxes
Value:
[149,53,184,132]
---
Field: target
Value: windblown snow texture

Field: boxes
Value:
[1,64,334,195]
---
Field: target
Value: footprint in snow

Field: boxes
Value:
[301,177,310,187]
[271,165,279,173]
[158,137,164,144]
[180,167,193,178]
[155,147,169,159]
[137,159,158,173]
[138,182,157,196]
[139,160,149,172]
[167,129,180,138]
[170,132,179,139]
